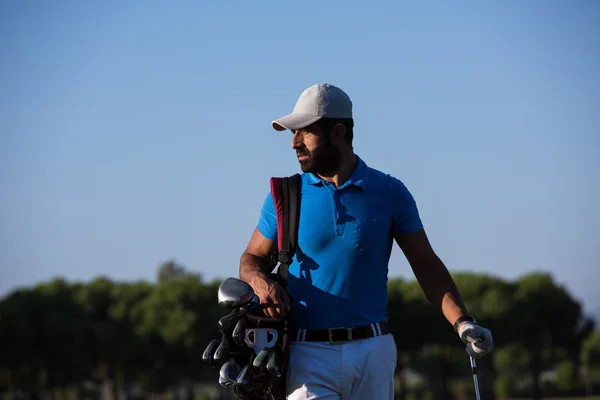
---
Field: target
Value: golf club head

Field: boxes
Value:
[202,339,220,366]
[213,336,230,366]
[219,359,240,386]
[232,318,248,345]
[235,364,254,392]
[218,311,243,334]
[252,347,272,374]
[218,375,232,387]
[218,277,259,310]
[266,350,282,377]
[239,294,260,313]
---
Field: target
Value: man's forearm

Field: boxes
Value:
[239,252,271,284]
[412,256,469,325]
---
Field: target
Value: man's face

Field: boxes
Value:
[291,123,341,174]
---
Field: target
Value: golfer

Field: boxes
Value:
[239,83,494,399]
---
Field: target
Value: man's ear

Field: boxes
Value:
[330,123,347,144]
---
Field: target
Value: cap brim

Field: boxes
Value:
[271,114,322,131]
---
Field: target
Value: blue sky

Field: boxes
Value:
[1,1,599,315]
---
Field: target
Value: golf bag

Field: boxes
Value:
[203,174,302,400]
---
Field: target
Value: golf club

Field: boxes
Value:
[202,339,220,366]
[232,318,248,345]
[219,359,240,387]
[465,336,484,400]
[213,335,230,366]
[266,350,282,377]
[470,355,481,400]
[219,375,232,387]
[252,347,271,374]
[218,277,260,311]
[218,311,244,333]
[219,375,232,388]
[235,364,254,391]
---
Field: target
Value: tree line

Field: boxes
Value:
[1,261,599,400]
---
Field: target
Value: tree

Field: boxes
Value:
[74,276,121,400]
[509,272,592,400]
[581,330,600,395]
[157,260,197,283]
[137,274,221,396]
[388,278,450,399]
[404,272,514,400]
[555,359,578,393]
[452,272,516,400]
[109,281,154,397]
[0,269,595,399]
[0,279,91,398]
[34,279,90,396]
[0,287,44,395]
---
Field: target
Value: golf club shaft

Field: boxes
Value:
[470,356,481,400]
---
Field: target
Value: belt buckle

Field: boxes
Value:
[328,327,353,344]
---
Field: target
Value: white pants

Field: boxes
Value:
[285,333,397,400]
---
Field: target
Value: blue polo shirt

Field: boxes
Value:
[256,156,423,330]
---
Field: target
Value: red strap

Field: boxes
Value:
[270,177,285,252]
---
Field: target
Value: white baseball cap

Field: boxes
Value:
[272,83,353,131]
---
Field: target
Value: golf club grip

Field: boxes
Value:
[467,336,484,344]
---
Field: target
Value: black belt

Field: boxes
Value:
[290,321,391,344]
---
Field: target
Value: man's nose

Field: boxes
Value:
[291,131,303,149]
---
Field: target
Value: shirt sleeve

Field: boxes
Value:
[256,191,278,241]
[390,178,424,234]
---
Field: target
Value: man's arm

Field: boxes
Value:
[394,228,469,325]
[239,227,275,283]
[240,228,290,319]
[395,228,496,358]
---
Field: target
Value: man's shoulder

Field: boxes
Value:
[365,164,410,193]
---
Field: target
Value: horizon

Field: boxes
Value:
[3,263,599,324]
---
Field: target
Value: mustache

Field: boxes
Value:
[296,150,310,157]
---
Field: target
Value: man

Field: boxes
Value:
[239,83,494,399]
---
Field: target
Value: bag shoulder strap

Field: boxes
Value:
[269,173,302,288]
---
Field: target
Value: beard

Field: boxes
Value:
[296,137,342,174]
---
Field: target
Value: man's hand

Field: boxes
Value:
[248,273,291,320]
[457,321,494,359]
[239,228,291,320]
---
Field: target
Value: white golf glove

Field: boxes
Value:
[457,321,494,359]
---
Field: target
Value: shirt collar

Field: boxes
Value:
[306,155,369,190]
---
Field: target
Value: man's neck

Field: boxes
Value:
[317,152,358,188]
